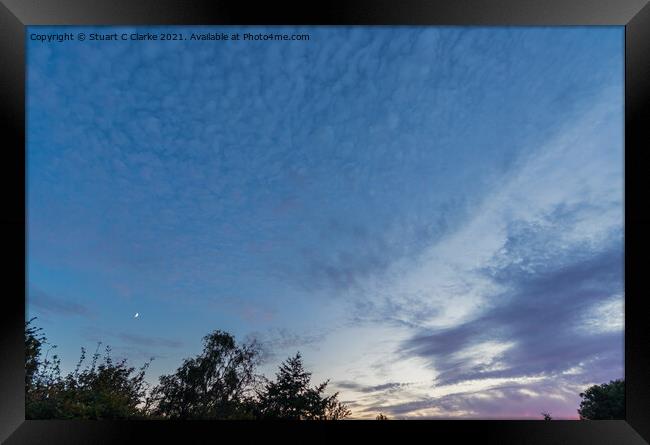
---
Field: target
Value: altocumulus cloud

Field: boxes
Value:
[334,86,623,418]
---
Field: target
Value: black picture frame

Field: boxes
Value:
[1,1,648,443]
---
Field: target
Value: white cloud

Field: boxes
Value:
[578,294,624,334]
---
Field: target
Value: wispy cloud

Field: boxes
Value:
[309,85,623,418]
[247,328,326,364]
[28,287,92,318]
[79,327,183,365]
[117,333,183,349]
[334,381,404,394]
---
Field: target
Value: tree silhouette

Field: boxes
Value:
[26,323,353,420]
[26,319,152,419]
[541,411,552,420]
[256,352,350,420]
[58,344,151,419]
[149,330,261,419]
[578,379,625,420]
[25,318,45,394]
[376,413,390,420]
[25,318,64,419]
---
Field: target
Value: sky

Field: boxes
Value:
[27,26,624,419]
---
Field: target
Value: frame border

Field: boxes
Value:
[1,1,648,443]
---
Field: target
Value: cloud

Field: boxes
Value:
[317,82,623,418]
[28,288,92,318]
[578,294,624,334]
[79,326,183,365]
[402,243,623,386]
[204,296,277,326]
[117,333,183,349]
[246,327,326,364]
[334,381,404,394]
[371,379,587,419]
[28,27,622,306]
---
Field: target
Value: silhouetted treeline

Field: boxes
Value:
[27,319,624,420]
[25,319,349,420]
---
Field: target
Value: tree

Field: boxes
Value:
[25,318,64,419]
[149,330,261,419]
[25,318,45,393]
[578,379,625,420]
[26,323,352,420]
[57,344,152,419]
[256,352,350,420]
[26,320,152,419]
[541,412,552,421]
[376,413,390,420]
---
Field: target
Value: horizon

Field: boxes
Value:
[27,25,624,419]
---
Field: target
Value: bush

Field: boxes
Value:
[26,319,152,420]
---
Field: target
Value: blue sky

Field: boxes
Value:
[27,26,624,419]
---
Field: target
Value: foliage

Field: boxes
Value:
[58,345,152,419]
[25,318,64,419]
[376,413,390,420]
[578,379,625,420]
[25,318,45,393]
[541,412,552,420]
[26,319,152,419]
[256,352,350,420]
[148,330,261,419]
